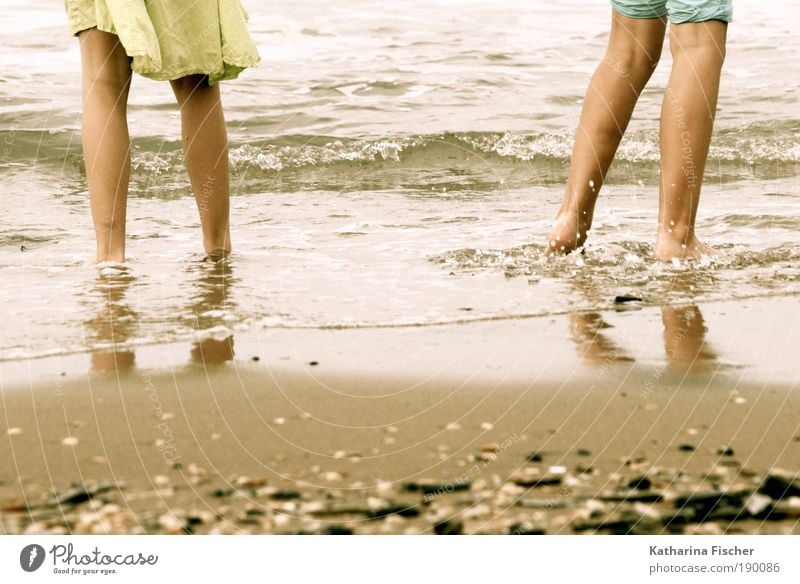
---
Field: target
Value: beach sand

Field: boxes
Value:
[1,295,799,534]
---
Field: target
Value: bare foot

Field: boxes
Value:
[545,210,591,255]
[653,234,716,261]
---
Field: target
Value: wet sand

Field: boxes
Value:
[1,295,799,534]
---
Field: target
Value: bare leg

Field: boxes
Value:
[654,21,726,260]
[79,29,132,263]
[547,11,666,254]
[170,75,231,255]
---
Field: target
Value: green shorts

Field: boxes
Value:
[610,0,733,23]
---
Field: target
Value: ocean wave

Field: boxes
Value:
[9,122,800,177]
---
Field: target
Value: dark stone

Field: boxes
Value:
[526,452,544,462]
[309,361,319,366]
[674,490,751,522]
[368,504,420,520]
[270,490,302,501]
[576,448,592,457]
[758,472,800,500]
[599,491,663,503]
[514,475,562,488]
[210,488,234,498]
[322,525,354,535]
[251,356,260,362]
[678,444,695,452]
[403,480,471,496]
[51,482,121,506]
[433,519,463,535]
[628,476,652,491]
[509,522,546,535]
[614,295,643,304]
[717,446,735,457]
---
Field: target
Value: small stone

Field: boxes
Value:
[576,448,591,457]
[235,476,267,488]
[759,471,800,500]
[526,452,543,462]
[308,361,319,366]
[61,436,79,447]
[509,522,546,535]
[480,422,494,431]
[153,475,171,487]
[333,451,347,459]
[403,479,470,496]
[273,417,286,425]
[480,443,500,454]
[628,476,652,491]
[320,471,344,483]
[717,446,735,457]
[678,443,695,452]
[433,519,463,535]
[6,427,22,436]
[478,452,497,463]
[91,456,107,465]
[445,422,461,431]
[251,356,260,362]
[52,481,121,506]
[745,493,773,516]
[158,513,186,533]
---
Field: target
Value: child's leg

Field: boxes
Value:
[547,11,666,254]
[654,20,726,260]
[170,76,231,255]
[79,29,133,263]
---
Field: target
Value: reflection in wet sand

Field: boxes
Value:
[662,304,717,373]
[565,272,718,374]
[83,267,138,374]
[187,256,237,367]
[569,312,634,365]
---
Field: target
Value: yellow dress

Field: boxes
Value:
[64,0,260,84]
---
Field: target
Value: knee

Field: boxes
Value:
[606,44,662,79]
[670,24,727,67]
[171,75,211,103]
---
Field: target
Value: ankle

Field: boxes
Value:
[657,221,694,245]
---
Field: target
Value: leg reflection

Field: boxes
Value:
[188,255,236,367]
[662,304,717,373]
[84,266,138,374]
[569,312,634,366]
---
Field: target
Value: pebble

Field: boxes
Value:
[678,443,696,452]
[433,519,463,535]
[61,436,79,447]
[6,427,22,436]
[759,471,800,500]
[480,422,494,431]
[627,476,652,491]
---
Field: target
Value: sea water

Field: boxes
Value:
[0,0,798,362]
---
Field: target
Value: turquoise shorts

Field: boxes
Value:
[610,0,732,23]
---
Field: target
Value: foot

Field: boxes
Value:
[653,234,716,261]
[546,209,591,255]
